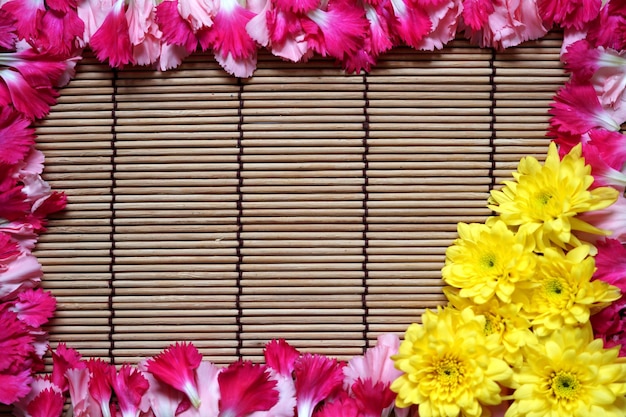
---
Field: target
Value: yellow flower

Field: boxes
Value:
[442,220,536,304]
[488,142,618,252]
[506,323,626,417]
[391,307,512,417]
[525,245,620,337]
[444,287,537,369]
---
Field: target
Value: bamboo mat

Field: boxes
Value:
[32,33,565,367]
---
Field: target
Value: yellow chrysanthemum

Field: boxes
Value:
[488,142,618,252]
[506,324,626,417]
[442,220,536,304]
[524,245,620,337]
[444,287,537,369]
[391,307,512,417]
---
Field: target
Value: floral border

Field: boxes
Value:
[1,0,626,416]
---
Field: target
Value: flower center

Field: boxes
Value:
[434,356,464,387]
[480,253,497,270]
[543,277,570,306]
[549,371,581,401]
[484,312,504,337]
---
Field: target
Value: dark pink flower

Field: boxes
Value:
[587,129,626,170]
[111,364,149,417]
[36,6,85,58]
[549,82,621,137]
[90,0,134,68]
[0,232,20,269]
[389,0,431,48]
[51,343,84,392]
[462,0,494,30]
[586,0,626,50]
[47,0,79,12]
[1,0,46,41]
[0,9,17,49]
[66,367,105,417]
[264,339,300,377]
[10,288,56,328]
[0,69,59,120]
[177,361,220,417]
[273,0,319,13]
[0,106,35,166]
[146,341,203,408]
[538,0,601,30]
[591,295,626,356]
[303,0,368,60]
[156,0,199,53]
[594,239,626,290]
[0,309,34,373]
[140,359,189,417]
[218,361,279,417]
[312,391,361,417]
[352,379,395,417]
[0,369,32,405]
[27,388,65,417]
[294,353,345,417]
[86,359,115,417]
[262,7,311,62]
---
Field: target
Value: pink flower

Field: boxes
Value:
[218,361,280,417]
[157,42,191,70]
[35,6,85,58]
[264,338,300,377]
[86,359,115,417]
[0,369,32,405]
[549,82,621,137]
[388,0,431,48]
[177,0,217,31]
[66,367,104,417]
[344,334,402,393]
[586,0,626,50]
[111,364,149,417]
[0,309,34,373]
[10,288,56,328]
[0,106,34,166]
[90,0,134,67]
[156,0,199,53]
[352,379,396,417]
[248,368,296,417]
[76,0,115,44]
[591,295,626,356]
[587,129,626,172]
[313,391,361,417]
[11,376,63,415]
[146,341,203,408]
[262,7,311,62]
[1,0,45,41]
[0,184,28,223]
[593,238,626,290]
[197,0,257,77]
[177,361,220,417]
[462,0,494,30]
[27,388,65,417]
[0,68,59,120]
[51,343,84,392]
[273,0,319,13]
[294,353,345,417]
[139,360,189,417]
[303,0,368,61]
[0,251,42,302]
[126,0,162,66]
[414,0,462,51]
[537,0,601,30]
[0,9,17,49]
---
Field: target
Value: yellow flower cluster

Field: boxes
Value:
[391,143,626,417]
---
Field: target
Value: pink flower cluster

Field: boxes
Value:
[12,336,414,417]
[0,108,66,405]
[543,0,626,354]
[0,0,611,77]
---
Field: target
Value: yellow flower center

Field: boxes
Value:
[480,253,497,270]
[543,277,570,306]
[549,371,581,401]
[484,313,504,337]
[435,356,465,388]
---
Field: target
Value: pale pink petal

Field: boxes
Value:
[177,361,220,417]
[344,334,401,389]
[139,360,187,417]
[66,367,103,417]
[177,0,216,31]
[214,50,257,78]
[578,192,626,244]
[0,252,42,301]
[413,0,462,50]
[157,42,191,71]
[248,370,296,417]
[76,0,115,44]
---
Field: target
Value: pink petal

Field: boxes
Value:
[0,252,42,301]
[563,39,601,81]
[248,370,296,417]
[461,0,494,30]
[1,0,46,40]
[27,388,65,417]
[139,360,188,417]
[177,0,217,31]
[581,141,626,190]
[66,367,103,417]
[11,288,56,328]
[0,232,21,268]
[389,0,431,49]
[214,49,258,78]
[587,128,626,170]
[146,342,202,408]
[86,358,115,414]
[0,69,59,120]
[0,309,34,372]
[177,361,220,417]
[218,361,279,417]
[538,0,601,30]
[51,343,84,392]
[549,82,620,136]
[412,0,461,51]
[157,42,191,70]
[0,369,32,405]
[593,238,626,290]
[312,391,360,417]
[76,0,115,44]
[0,106,35,165]
[111,365,149,417]
[0,9,17,49]
[36,8,85,57]
[344,334,401,390]
[156,0,198,53]
[586,1,626,50]
[264,339,300,377]
[90,0,134,67]
[352,378,395,417]
[198,0,256,60]
[578,192,626,244]
[0,184,29,222]
[294,353,344,417]
[273,0,319,13]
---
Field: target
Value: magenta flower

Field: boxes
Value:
[146,341,203,408]
[66,366,106,417]
[591,295,626,355]
[549,82,621,137]
[111,364,149,417]
[312,391,361,417]
[86,358,115,417]
[0,369,32,405]
[51,343,84,392]
[294,353,345,417]
[218,361,279,417]
[10,288,56,328]
[585,0,626,50]
[26,388,65,417]
[0,106,35,166]
[264,338,300,377]
[538,0,601,30]
[388,0,431,48]
[0,9,17,49]
[90,0,134,67]
[0,68,59,120]
[461,0,494,31]
[1,0,46,41]
[140,360,189,417]
[273,0,319,14]
[352,379,396,417]
[156,0,199,53]
[593,238,626,291]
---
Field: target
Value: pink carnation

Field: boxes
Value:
[0,68,59,120]
[0,106,35,166]
[218,361,279,417]
[537,0,601,30]
[10,288,56,328]
[111,365,149,417]
[586,0,626,50]
[90,0,134,67]
[0,369,32,405]
[0,251,42,302]
[0,9,17,49]
[156,0,199,53]
[27,388,65,417]
[578,192,626,244]
[264,338,300,377]
[591,296,626,356]
[294,353,345,417]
